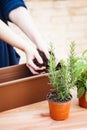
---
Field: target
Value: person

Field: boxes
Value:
[0,0,50,74]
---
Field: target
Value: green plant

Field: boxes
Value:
[47,42,77,102]
[75,50,87,102]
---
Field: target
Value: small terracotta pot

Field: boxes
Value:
[79,92,87,108]
[47,100,71,121]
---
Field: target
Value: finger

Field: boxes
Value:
[26,64,39,74]
[26,63,46,75]
[35,51,43,64]
[56,59,59,66]
[44,50,50,59]
[39,46,50,60]
[40,71,46,74]
[27,60,46,70]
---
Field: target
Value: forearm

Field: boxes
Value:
[0,20,28,52]
[0,20,45,74]
[9,7,43,47]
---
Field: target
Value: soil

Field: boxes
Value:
[33,49,61,73]
[46,89,72,103]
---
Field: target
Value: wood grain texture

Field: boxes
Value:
[0,90,87,130]
[0,64,50,112]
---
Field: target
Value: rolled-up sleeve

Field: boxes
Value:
[0,0,27,21]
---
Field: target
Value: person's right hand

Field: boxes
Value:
[25,43,46,74]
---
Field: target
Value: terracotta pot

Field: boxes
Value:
[0,64,51,112]
[79,92,87,108]
[47,100,71,121]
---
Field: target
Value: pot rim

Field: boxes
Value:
[46,94,72,104]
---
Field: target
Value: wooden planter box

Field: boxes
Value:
[0,64,50,112]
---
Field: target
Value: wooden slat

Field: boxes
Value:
[0,90,87,130]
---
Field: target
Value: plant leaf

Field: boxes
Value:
[77,87,85,98]
[85,90,87,102]
[82,49,87,57]
[85,80,87,90]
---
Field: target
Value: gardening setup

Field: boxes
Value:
[0,42,87,122]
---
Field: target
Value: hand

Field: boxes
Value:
[37,41,59,67]
[36,40,50,60]
[25,43,46,74]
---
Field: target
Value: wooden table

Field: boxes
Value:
[0,91,87,130]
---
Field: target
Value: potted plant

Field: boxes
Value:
[75,50,87,108]
[0,49,61,112]
[46,42,77,121]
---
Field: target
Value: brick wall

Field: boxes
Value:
[14,0,87,63]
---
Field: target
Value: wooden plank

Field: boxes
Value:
[0,90,87,130]
[0,64,50,112]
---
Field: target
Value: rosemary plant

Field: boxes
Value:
[47,42,77,102]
